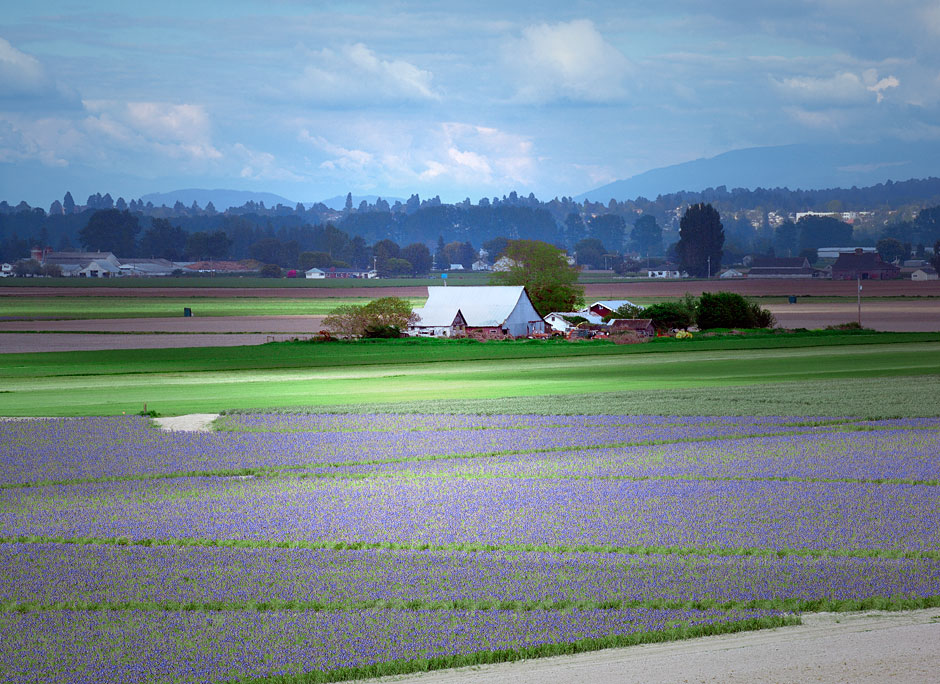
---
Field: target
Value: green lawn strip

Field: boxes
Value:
[0,296,425,319]
[0,424,905,489]
[4,341,940,417]
[226,617,800,684]
[4,535,937,561]
[1,332,936,380]
[3,596,936,615]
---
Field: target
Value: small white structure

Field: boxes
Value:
[544,311,603,333]
[817,246,876,260]
[408,286,545,338]
[448,263,465,271]
[719,268,745,278]
[471,259,491,271]
[647,269,683,278]
[912,267,938,281]
[305,268,326,279]
[0,263,11,277]
[78,259,121,278]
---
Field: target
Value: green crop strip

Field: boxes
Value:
[2,595,937,615]
[4,535,937,560]
[227,617,800,684]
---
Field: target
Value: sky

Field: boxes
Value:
[1,1,939,207]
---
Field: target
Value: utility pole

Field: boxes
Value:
[707,256,711,279]
[857,275,862,327]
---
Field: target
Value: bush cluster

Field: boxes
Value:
[646,292,775,331]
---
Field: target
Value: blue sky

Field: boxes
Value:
[2,1,938,206]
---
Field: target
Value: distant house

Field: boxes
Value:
[305,268,326,279]
[0,263,12,277]
[408,286,545,338]
[587,300,641,318]
[647,269,683,278]
[448,263,465,271]
[831,249,901,280]
[41,251,121,277]
[544,311,603,333]
[319,266,377,279]
[748,257,816,279]
[471,259,491,272]
[607,318,655,337]
[719,268,745,279]
[912,267,939,281]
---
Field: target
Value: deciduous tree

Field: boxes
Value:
[489,239,583,316]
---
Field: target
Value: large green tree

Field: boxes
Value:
[630,215,662,256]
[675,203,724,277]
[138,219,187,260]
[79,209,140,255]
[489,239,583,315]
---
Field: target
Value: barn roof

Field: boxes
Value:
[412,286,535,327]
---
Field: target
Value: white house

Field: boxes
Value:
[647,269,684,279]
[0,263,11,277]
[408,286,546,338]
[471,259,491,271]
[305,268,326,279]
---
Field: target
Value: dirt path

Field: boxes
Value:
[372,609,940,684]
[153,414,220,431]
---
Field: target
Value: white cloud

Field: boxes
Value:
[233,143,303,182]
[0,38,47,93]
[299,121,536,193]
[83,101,222,162]
[774,69,900,106]
[502,19,632,103]
[292,43,437,103]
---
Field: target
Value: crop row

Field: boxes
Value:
[2,542,938,611]
[0,608,791,684]
[2,476,938,551]
[4,415,940,486]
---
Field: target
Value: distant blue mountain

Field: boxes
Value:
[140,189,298,211]
[577,141,940,203]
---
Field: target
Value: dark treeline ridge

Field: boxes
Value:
[3,178,940,269]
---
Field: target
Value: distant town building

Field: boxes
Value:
[831,249,901,280]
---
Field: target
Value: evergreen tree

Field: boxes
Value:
[675,203,724,278]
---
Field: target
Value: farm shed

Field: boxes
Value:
[544,311,603,333]
[587,300,641,318]
[912,267,938,281]
[408,286,545,338]
[747,257,816,279]
[607,318,655,337]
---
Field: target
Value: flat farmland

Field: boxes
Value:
[1,412,938,683]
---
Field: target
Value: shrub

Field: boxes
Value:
[697,291,774,330]
[644,301,695,331]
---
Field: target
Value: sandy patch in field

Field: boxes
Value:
[767,300,940,332]
[153,414,220,431]
[373,609,940,684]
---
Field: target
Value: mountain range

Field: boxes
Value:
[576,141,940,203]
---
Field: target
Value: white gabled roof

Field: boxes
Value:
[412,286,532,327]
[591,299,640,311]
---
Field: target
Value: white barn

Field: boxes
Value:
[408,286,546,338]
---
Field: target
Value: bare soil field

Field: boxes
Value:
[374,609,940,684]
[582,279,940,299]
[0,286,429,299]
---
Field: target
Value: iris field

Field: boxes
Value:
[1,412,938,683]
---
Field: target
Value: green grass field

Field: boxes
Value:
[0,273,491,288]
[2,332,939,417]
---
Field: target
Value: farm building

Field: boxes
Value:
[831,249,901,280]
[607,318,655,337]
[747,257,816,279]
[912,267,938,281]
[408,286,546,338]
[587,300,641,318]
[544,311,604,333]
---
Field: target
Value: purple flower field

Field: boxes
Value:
[0,413,938,683]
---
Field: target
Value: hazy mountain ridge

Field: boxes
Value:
[578,141,940,203]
